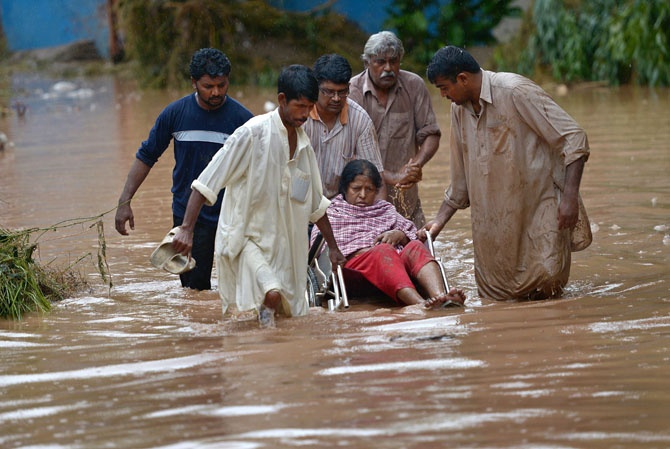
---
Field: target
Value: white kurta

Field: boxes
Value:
[192,109,330,317]
[446,71,590,300]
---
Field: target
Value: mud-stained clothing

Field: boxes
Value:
[349,69,441,226]
[303,99,384,199]
[312,194,433,301]
[446,70,590,300]
[192,109,329,317]
[345,241,435,304]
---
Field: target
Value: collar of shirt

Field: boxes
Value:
[464,70,494,117]
[478,70,494,111]
[271,109,312,158]
[309,100,349,126]
[361,69,404,98]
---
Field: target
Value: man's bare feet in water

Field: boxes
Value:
[259,289,281,328]
[258,305,276,328]
[424,288,466,309]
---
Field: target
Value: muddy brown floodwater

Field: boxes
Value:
[0,73,669,449]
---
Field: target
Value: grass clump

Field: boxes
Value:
[0,228,87,320]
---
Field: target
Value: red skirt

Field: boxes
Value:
[343,240,434,304]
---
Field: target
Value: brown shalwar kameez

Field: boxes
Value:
[349,69,441,227]
[446,71,590,300]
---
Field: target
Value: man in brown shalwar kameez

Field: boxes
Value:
[423,46,591,301]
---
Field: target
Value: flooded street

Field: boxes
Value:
[1,73,669,448]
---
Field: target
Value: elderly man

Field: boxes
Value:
[303,53,386,200]
[423,45,591,300]
[349,31,441,227]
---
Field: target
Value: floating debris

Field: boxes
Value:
[0,209,116,320]
[51,81,78,93]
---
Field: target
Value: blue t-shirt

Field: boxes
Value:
[136,93,254,227]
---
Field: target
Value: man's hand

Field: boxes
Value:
[558,195,579,230]
[171,226,194,256]
[419,201,458,242]
[395,158,422,189]
[115,203,134,235]
[328,247,347,271]
[419,219,446,243]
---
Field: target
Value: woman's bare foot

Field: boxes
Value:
[424,288,466,309]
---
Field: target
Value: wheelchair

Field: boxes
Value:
[305,232,453,311]
[305,233,349,311]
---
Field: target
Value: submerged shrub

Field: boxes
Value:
[0,229,88,320]
[1,230,52,319]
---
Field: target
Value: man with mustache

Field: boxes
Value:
[349,31,441,227]
[115,48,253,291]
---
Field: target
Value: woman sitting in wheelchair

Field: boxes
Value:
[311,159,465,309]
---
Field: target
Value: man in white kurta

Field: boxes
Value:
[425,46,590,300]
[172,65,345,322]
[193,108,329,317]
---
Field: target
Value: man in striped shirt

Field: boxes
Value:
[303,53,386,200]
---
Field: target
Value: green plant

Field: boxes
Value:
[494,0,670,86]
[595,0,669,86]
[0,230,54,319]
[0,205,120,320]
[384,0,521,70]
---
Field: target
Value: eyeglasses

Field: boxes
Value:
[319,87,349,99]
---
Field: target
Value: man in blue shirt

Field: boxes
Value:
[115,48,253,290]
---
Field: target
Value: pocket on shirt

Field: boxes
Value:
[388,112,412,139]
[486,120,511,155]
[290,169,310,203]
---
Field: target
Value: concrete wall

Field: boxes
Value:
[0,0,109,56]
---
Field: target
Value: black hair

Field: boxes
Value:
[313,54,352,85]
[189,48,231,80]
[277,64,319,103]
[426,46,481,84]
[338,159,383,197]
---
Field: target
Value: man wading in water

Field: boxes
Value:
[115,48,253,291]
[172,65,346,328]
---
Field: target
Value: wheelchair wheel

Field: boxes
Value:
[306,265,319,307]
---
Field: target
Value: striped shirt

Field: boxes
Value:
[303,99,384,199]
